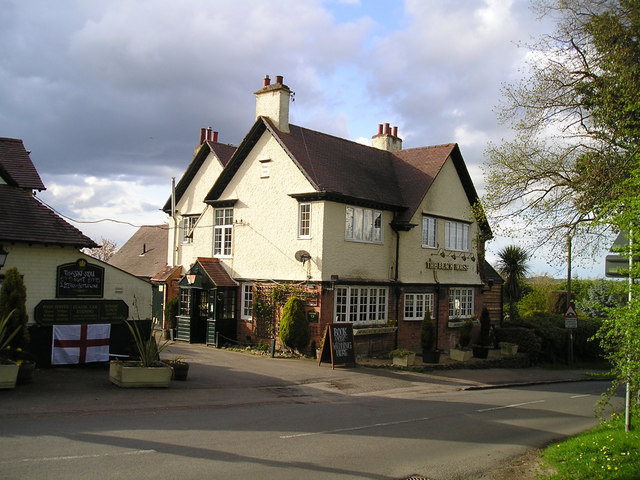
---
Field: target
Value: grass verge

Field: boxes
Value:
[541,410,640,479]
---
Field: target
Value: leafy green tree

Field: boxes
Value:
[278,296,309,353]
[0,267,28,349]
[497,245,530,322]
[484,0,640,261]
[517,275,560,317]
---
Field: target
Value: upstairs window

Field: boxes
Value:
[298,203,311,238]
[214,208,233,257]
[445,220,470,252]
[422,216,437,248]
[345,206,382,243]
[181,215,197,244]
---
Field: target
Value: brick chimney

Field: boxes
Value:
[254,74,291,133]
[371,123,402,151]
[195,127,219,155]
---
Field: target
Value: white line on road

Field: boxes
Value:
[0,449,156,464]
[476,400,546,412]
[280,416,431,439]
[570,394,590,399]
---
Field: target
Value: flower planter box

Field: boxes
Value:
[392,352,416,367]
[0,362,19,389]
[449,348,473,362]
[109,362,172,388]
[499,342,519,356]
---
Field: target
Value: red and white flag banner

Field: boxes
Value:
[52,324,111,365]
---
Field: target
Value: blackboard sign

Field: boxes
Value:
[56,259,104,298]
[318,323,356,368]
[34,300,128,325]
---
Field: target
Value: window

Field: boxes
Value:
[259,159,271,178]
[241,283,254,320]
[449,287,474,318]
[445,220,470,251]
[345,206,382,243]
[334,286,388,323]
[213,208,233,257]
[298,203,311,238]
[179,289,191,316]
[404,293,434,321]
[181,215,197,244]
[422,217,437,248]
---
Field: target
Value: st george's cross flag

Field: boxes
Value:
[52,324,111,365]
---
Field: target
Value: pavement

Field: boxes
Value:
[0,342,607,418]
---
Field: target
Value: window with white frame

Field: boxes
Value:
[345,206,383,243]
[298,203,311,238]
[334,286,388,323]
[404,293,434,321]
[181,215,197,244]
[179,288,191,316]
[422,216,437,248]
[241,283,253,320]
[449,287,474,318]
[444,220,470,251]
[213,208,233,257]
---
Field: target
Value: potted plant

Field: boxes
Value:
[499,342,519,355]
[421,309,440,363]
[109,321,172,388]
[0,310,20,389]
[472,308,492,359]
[165,355,189,381]
[390,348,416,367]
[449,318,474,361]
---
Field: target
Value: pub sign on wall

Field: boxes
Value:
[56,259,104,298]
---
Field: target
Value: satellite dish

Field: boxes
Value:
[295,250,311,263]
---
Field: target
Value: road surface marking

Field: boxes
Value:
[570,394,590,399]
[0,449,156,464]
[280,416,431,439]
[476,400,546,412]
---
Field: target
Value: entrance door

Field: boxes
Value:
[191,289,209,343]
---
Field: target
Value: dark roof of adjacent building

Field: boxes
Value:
[0,137,45,190]
[109,225,169,279]
[0,185,98,247]
[482,260,504,285]
[150,265,183,283]
[162,140,236,213]
[204,118,490,235]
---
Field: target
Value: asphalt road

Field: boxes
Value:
[0,376,611,480]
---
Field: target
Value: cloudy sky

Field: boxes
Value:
[0,0,609,277]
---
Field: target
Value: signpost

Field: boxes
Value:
[318,323,355,369]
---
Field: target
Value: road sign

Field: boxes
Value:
[564,305,577,318]
[564,304,577,329]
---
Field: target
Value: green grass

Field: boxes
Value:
[542,411,640,479]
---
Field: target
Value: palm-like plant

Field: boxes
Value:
[496,245,530,323]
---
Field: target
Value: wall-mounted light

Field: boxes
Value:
[0,245,8,269]
[186,274,197,284]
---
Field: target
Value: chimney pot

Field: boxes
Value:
[263,75,271,87]
[213,131,218,142]
[276,75,283,84]
[199,128,207,145]
[392,126,398,137]
[377,124,383,135]
[384,123,390,134]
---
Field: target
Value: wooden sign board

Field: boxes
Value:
[56,259,104,298]
[318,323,356,369]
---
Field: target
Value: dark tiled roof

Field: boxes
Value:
[0,185,98,247]
[196,257,237,287]
[150,265,183,283]
[109,225,169,278]
[0,137,45,190]
[162,141,237,213]
[483,260,504,284]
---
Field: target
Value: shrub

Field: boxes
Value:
[0,267,29,349]
[421,309,435,351]
[164,295,179,330]
[477,307,491,346]
[278,296,309,353]
[458,318,473,349]
[495,326,542,362]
